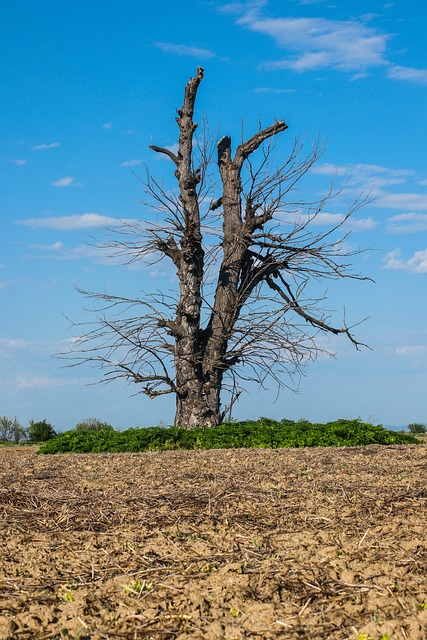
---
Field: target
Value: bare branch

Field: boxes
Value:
[234,120,288,169]
[149,144,179,165]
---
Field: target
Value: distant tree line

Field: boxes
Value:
[0,416,114,444]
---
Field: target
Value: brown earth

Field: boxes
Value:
[0,444,426,640]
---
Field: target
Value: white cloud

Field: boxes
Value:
[311,164,427,218]
[30,241,65,251]
[102,122,113,129]
[26,240,148,267]
[0,337,32,351]
[154,42,216,59]
[395,345,427,356]
[11,159,27,166]
[242,16,389,73]
[387,212,427,234]
[18,213,124,230]
[387,65,427,84]
[255,87,296,94]
[25,242,112,262]
[312,162,413,188]
[375,193,427,211]
[221,4,426,85]
[16,374,87,389]
[217,1,268,16]
[278,210,376,231]
[33,142,60,150]
[121,159,144,167]
[51,176,78,188]
[311,212,377,231]
[383,249,427,273]
[311,163,349,177]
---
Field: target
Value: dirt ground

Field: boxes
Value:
[0,444,426,640]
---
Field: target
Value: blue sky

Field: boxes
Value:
[1,0,426,431]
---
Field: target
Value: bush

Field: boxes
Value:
[38,418,419,454]
[74,417,114,431]
[29,419,57,442]
[407,422,427,434]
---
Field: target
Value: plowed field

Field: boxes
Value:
[0,444,426,639]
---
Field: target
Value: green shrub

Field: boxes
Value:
[29,419,57,442]
[407,422,427,434]
[37,418,419,454]
[74,417,114,431]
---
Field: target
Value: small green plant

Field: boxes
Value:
[125,579,153,596]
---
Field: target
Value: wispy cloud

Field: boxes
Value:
[311,162,414,188]
[16,374,89,389]
[51,176,79,188]
[102,122,113,129]
[11,159,27,166]
[255,87,296,94]
[217,1,268,16]
[278,210,376,232]
[18,213,124,230]
[387,212,427,234]
[383,249,427,273]
[28,242,107,261]
[120,159,144,167]
[220,3,427,83]
[242,16,389,73]
[33,142,60,150]
[26,240,148,268]
[0,337,34,359]
[395,345,427,356]
[154,41,217,59]
[387,65,427,85]
[375,193,427,211]
[0,337,32,352]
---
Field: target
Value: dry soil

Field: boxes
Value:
[0,444,426,639]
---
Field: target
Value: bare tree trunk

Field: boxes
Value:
[174,378,222,428]
[64,68,370,429]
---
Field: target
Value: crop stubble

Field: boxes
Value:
[0,444,426,639]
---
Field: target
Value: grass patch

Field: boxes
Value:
[37,418,419,454]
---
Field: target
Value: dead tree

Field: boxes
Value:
[65,67,370,428]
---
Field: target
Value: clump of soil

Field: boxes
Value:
[0,444,426,639]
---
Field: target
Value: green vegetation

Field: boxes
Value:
[74,417,114,431]
[29,419,57,442]
[407,422,427,434]
[37,418,419,454]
